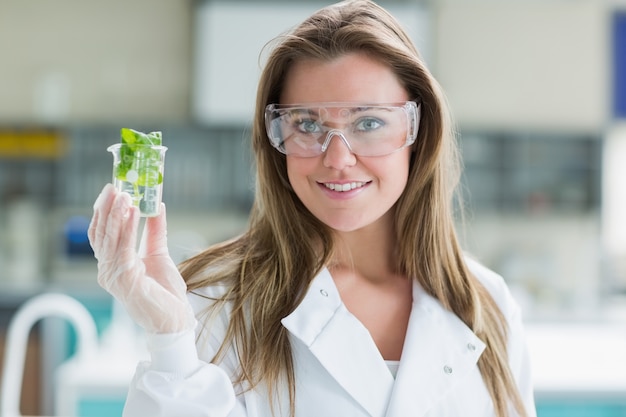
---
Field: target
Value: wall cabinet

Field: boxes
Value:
[460,131,602,214]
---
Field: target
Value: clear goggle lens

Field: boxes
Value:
[265,101,420,157]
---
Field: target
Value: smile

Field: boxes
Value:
[323,181,367,192]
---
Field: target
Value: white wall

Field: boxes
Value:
[433,1,609,132]
[0,0,192,124]
[0,0,615,130]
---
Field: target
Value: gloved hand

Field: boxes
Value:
[88,184,196,334]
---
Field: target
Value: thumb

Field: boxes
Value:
[139,203,168,257]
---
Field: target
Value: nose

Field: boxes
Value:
[322,130,357,169]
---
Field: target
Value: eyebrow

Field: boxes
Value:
[351,106,393,113]
[284,105,393,117]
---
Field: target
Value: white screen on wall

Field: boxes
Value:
[192,1,430,125]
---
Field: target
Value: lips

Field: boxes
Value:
[323,181,368,192]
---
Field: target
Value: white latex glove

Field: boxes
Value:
[88,184,196,334]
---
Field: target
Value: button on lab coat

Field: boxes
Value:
[123,258,536,417]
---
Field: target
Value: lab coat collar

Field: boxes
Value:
[385,281,486,417]
[281,268,394,416]
[281,268,486,417]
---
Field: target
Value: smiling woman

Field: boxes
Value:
[277,54,413,235]
[87,1,537,416]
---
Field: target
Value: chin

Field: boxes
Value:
[322,216,374,233]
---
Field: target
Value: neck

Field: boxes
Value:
[330,214,399,285]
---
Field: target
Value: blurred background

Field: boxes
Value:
[0,0,624,416]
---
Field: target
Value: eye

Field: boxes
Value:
[296,119,322,135]
[354,117,384,132]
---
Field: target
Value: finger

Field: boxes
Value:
[140,203,168,258]
[123,204,141,254]
[87,209,99,249]
[93,183,116,211]
[90,184,118,251]
[97,198,141,295]
[100,191,134,258]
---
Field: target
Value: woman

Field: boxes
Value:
[88,1,536,416]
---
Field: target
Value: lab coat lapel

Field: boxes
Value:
[281,268,394,417]
[385,283,486,417]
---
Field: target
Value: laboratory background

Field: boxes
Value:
[0,0,625,416]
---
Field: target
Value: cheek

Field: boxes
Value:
[286,157,300,186]
[382,149,411,184]
[381,152,412,203]
[286,156,315,192]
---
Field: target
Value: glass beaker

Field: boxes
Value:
[107,143,167,217]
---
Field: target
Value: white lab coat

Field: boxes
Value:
[123,258,537,417]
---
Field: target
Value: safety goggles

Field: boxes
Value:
[265,101,420,157]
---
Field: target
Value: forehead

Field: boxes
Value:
[279,53,408,105]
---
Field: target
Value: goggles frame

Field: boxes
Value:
[264,101,420,157]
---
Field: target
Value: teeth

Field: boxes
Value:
[324,182,366,192]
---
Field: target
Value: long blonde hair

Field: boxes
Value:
[181,1,527,416]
